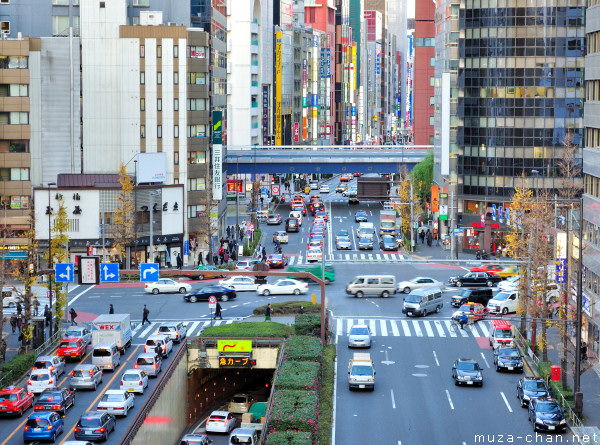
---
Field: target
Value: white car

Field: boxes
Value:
[97,389,135,417]
[307,248,322,263]
[319,184,330,193]
[498,276,519,291]
[219,276,259,291]
[27,369,57,394]
[144,334,173,358]
[397,277,445,294]
[257,279,309,296]
[289,211,303,225]
[120,370,148,395]
[205,410,237,434]
[156,322,187,343]
[348,324,372,348]
[144,278,192,295]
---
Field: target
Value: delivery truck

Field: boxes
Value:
[379,210,397,236]
[348,353,375,391]
[91,314,132,354]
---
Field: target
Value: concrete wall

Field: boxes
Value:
[131,351,188,445]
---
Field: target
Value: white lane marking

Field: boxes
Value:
[433,350,440,366]
[412,320,423,337]
[380,319,388,336]
[390,389,396,409]
[480,352,491,369]
[458,325,469,337]
[346,319,354,334]
[468,324,480,337]
[336,319,343,339]
[131,322,144,337]
[68,285,96,306]
[401,320,411,336]
[445,390,454,410]
[358,318,365,326]
[500,392,513,413]
[187,321,201,337]
[360,254,366,260]
[139,322,157,338]
[434,320,446,337]
[444,320,457,337]
[423,321,434,337]
[390,320,400,336]
[478,321,490,338]
[376,254,382,261]
[369,319,377,336]
[352,230,358,250]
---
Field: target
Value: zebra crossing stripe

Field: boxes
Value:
[369,319,377,336]
[288,256,296,266]
[390,320,400,336]
[401,320,411,336]
[336,320,343,338]
[131,323,144,337]
[423,321,434,337]
[468,324,480,337]
[434,320,446,338]
[187,321,201,337]
[360,254,366,260]
[346,319,353,334]
[345,254,350,261]
[376,254,382,261]
[139,322,157,338]
[358,319,365,327]
[379,319,388,336]
[458,325,469,337]
[478,321,491,338]
[412,320,423,337]
[443,320,457,338]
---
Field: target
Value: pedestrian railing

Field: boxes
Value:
[35,328,65,357]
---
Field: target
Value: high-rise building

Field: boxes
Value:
[413,0,435,147]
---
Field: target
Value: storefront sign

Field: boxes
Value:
[212,110,223,200]
[218,356,256,367]
[262,85,270,145]
[431,186,439,213]
[217,340,252,353]
[275,31,282,145]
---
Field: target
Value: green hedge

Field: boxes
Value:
[283,336,323,363]
[199,322,293,338]
[265,431,313,445]
[294,314,321,337]
[275,361,321,391]
[548,380,576,414]
[537,361,551,381]
[317,344,336,445]
[0,351,36,385]
[243,228,262,257]
[269,389,319,436]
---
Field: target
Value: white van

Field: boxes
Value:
[357,222,375,240]
[402,286,444,317]
[92,343,121,371]
[229,428,259,445]
[487,291,519,315]
[288,211,303,226]
[346,275,396,298]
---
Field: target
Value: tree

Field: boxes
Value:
[112,163,135,265]
[409,151,434,203]
[48,197,70,333]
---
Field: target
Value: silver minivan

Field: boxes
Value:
[402,286,444,317]
[229,428,259,445]
[69,364,103,390]
[135,352,162,377]
[92,343,121,371]
[346,275,396,298]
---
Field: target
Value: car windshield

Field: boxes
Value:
[30,374,50,381]
[537,402,562,414]
[523,380,547,391]
[338,237,350,242]
[493,292,510,301]
[359,237,371,243]
[66,329,82,336]
[457,362,478,371]
[351,365,373,376]
[79,417,101,428]
[26,418,50,428]
[405,295,422,303]
[458,305,474,312]
[60,342,79,348]
[337,231,348,237]
[381,222,394,228]
[382,236,394,242]
[38,392,61,402]
[0,394,18,401]
[350,327,369,336]
[496,330,513,338]
[499,349,520,358]
[123,373,141,381]
[101,393,124,403]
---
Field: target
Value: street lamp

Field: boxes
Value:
[47,182,56,337]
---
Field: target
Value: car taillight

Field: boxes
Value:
[94,428,105,433]
[115,407,124,410]
[134,364,138,369]
[27,380,32,385]
[175,332,179,339]
[145,284,148,288]
[52,405,61,410]
[120,381,124,386]
[154,363,158,369]
[50,366,54,372]
[24,426,29,431]
[70,371,75,377]
[48,380,53,384]
[139,381,143,385]
[74,427,81,432]
[34,405,43,410]
[47,425,53,430]
[90,371,94,377]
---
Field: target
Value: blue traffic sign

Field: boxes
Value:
[100,263,120,283]
[140,263,160,282]
[55,263,75,283]
[261,187,268,196]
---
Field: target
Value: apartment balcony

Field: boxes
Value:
[251,86,258,96]
[251,22,258,34]
[251,65,258,75]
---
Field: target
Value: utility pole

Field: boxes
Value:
[410,182,414,252]
[574,198,584,415]
[450,190,455,259]
[101,201,106,263]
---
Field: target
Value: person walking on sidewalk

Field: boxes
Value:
[109,304,114,314]
[33,296,40,317]
[426,230,432,247]
[419,229,425,245]
[214,302,223,320]
[142,304,150,325]
[176,253,183,270]
[69,307,78,326]
[10,314,17,334]
[264,303,272,321]
[16,302,22,317]
[44,305,51,327]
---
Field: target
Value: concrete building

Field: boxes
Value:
[364,10,383,143]
[413,0,435,147]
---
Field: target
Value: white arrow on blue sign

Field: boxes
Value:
[55,263,75,283]
[100,263,120,283]
[140,263,160,282]
[261,188,268,195]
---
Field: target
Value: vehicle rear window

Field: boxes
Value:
[93,349,112,357]
[123,373,141,381]
[101,393,124,403]
[38,393,61,402]
[78,417,101,428]
[137,357,154,366]
[158,327,172,333]
[209,415,226,421]
[231,396,248,404]
[33,361,50,369]
[26,418,49,428]
[230,435,253,444]
[30,373,50,381]
[146,340,157,346]
[60,342,78,348]
[72,370,85,377]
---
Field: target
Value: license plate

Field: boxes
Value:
[128,388,135,392]
[34,428,41,432]
[86,430,93,435]
[0,406,6,410]
[359,385,365,388]
[508,366,514,370]
[467,381,473,385]
[548,426,555,431]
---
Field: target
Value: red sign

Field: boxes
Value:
[227,180,243,194]
[272,185,280,195]
[98,324,117,330]
[294,122,299,142]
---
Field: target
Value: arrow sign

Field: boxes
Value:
[381,350,395,366]
[140,263,160,282]
[100,263,120,283]
[55,263,75,283]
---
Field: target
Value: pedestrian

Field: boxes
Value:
[264,303,271,321]
[224,252,230,263]
[581,342,588,361]
[459,313,468,330]
[482,249,489,260]
[213,253,219,265]
[44,304,51,327]
[69,307,78,326]
[16,302,22,316]
[262,246,267,260]
[475,250,482,260]
[298,306,304,315]
[214,302,223,320]
[226,226,231,238]
[426,230,432,247]
[109,304,114,314]
[419,229,425,244]
[176,253,183,270]
[142,304,150,325]
[17,315,23,332]
[33,296,40,317]
[205,252,210,265]
[10,314,17,334]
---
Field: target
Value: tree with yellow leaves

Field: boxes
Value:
[49,196,70,332]
[112,163,135,265]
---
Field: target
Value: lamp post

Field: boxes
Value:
[47,182,56,337]
[133,159,138,268]
[149,190,160,265]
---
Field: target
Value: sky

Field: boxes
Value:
[407,0,414,19]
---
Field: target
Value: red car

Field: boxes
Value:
[469,264,504,275]
[0,386,34,416]
[57,338,87,361]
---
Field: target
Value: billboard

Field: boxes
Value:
[212,110,223,200]
[275,31,282,145]
[136,152,167,184]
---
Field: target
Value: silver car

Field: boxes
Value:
[69,364,103,391]
[348,324,372,348]
[157,322,187,343]
[336,236,352,250]
[134,352,162,377]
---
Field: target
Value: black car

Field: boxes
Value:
[493,347,524,372]
[450,288,494,307]
[354,211,368,222]
[379,235,398,251]
[184,285,237,303]
[285,218,300,232]
[34,388,75,415]
[517,377,550,407]
[528,398,567,433]
[452,358,483,386]
[74,411,116,442]
[266,254,289,269]
[449,271,502,287]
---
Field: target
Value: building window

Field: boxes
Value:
[187,125,207,138]
[174,98,179,111]
[157,125,162,138]
[131,16,140,25]
[140,125,145,138]
[430,57,435,66]
[187,72,206,85]
[0,112,28,124]
[430,77,435,87]
[52,15,69,36]
[157,98,162,111]
[187,204,206,218]
[133,0,150,6]
[72,15,79,35]
[174,152,179,165]
[188,178,206,191]
[174,125,179,138]
[157,72,162,84]
[1,21,9,35]
[0,56,27,69]
[188,151,206,164]
[0,84,28,97]
[140,72,145,84]
[0,167,29,181]
[0,0,10,4]
[429,116,435,126]
[429,96,435,106]
[174,45,178,58]
[52,0,69,5]
[187,46,206,58]
[173,72,179,84]
[187,98,207,111]
[140,44,145,58]
[157,45,162,58]
[0,140,28,153]
[140,98,145,111]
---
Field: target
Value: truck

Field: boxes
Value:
[91,314,132,354]
[286,263,336,284]
[379,210,397,236]
[348,353,375,391]
[240,402,267,431]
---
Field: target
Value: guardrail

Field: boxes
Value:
[120,342,187,445]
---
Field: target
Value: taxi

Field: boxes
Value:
[0,386,34,416]
[496,266,519,277]
[57,337,87,361]
[451,302,487,322]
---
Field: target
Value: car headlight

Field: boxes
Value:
[559,419,566,424]
[416,305,421,310]
[523,394,530,400]
[476,375,483,380]
[456,375,465,380]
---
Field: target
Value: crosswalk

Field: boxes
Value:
[288,252,405,265]
[334,317,491,340]
[130,319,235,344]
